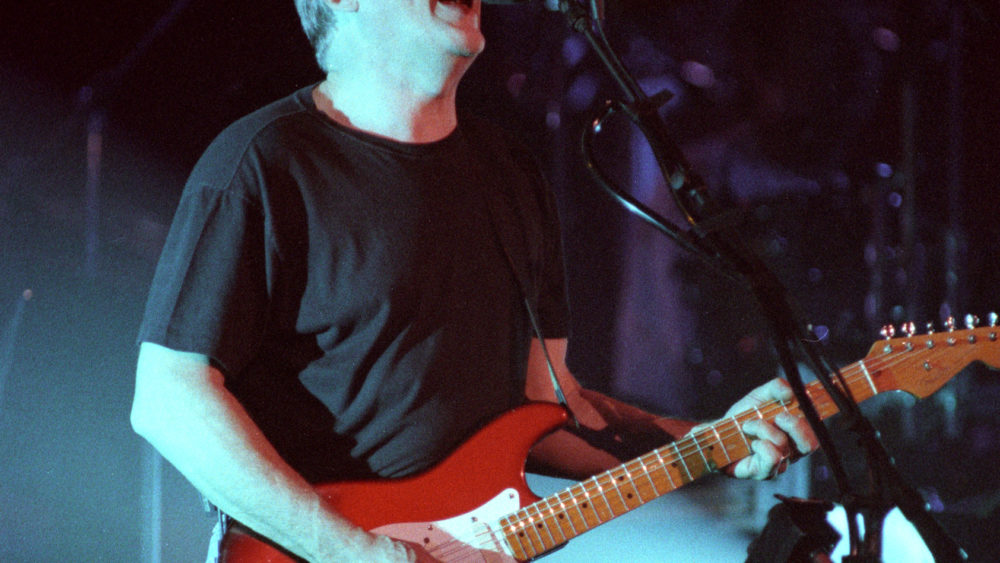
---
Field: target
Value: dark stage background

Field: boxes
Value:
[2,1,999,561]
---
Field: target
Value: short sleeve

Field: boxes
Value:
[499,130,571,340]
[467,115,572,340]
[534,181,571,339]
[137,181,271,375]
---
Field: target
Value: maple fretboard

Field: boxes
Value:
[499,324,999,560]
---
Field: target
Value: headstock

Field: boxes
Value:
[862,313,1000,399]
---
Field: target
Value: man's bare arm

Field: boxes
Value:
[130,342,426,562]
[524,338,695,479]
[524,338,817,481]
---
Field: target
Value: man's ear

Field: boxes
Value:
[325,0,359,12]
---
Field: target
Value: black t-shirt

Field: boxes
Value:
[138,85,569,481]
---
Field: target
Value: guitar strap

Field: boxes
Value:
[461,118,576,423]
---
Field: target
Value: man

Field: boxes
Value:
[130,0,818,561]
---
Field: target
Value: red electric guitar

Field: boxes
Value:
[221,320,1000,562]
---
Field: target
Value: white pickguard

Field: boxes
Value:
[371,488,522,562]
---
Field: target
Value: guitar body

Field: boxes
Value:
[220,402,569,562]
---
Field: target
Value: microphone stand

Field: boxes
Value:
[555,1,967,560]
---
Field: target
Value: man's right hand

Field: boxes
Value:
[132,343,424,563]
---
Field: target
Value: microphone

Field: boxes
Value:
[481,0,579,16]
[483,0,559,8]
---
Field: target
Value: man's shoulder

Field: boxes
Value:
[186,85,321,188]
[212,85,319,155]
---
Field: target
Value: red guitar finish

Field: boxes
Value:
[221,322,1000,562]
[220,403,567,562]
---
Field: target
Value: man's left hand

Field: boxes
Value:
[720,378,819,480]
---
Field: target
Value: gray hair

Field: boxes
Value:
[294,0,337,73]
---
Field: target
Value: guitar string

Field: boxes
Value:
[665,336,982,464]
[426,340,979,561]
[449,345,978,560]
[424,335,986,560]
[448,338,980,561]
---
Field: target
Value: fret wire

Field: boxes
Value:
[575,477,605,525]
[510,510,531,556]
[519,507,546,555]
[601,471,628,514]
[527,501,557,549]
[653,448,678,489]
[709,424,731,464]
[731,415,751,452]
[539,496,568,544]
[621,461,646,504]
[504,515,531,560]
[637,456,661,496]
[577,479,604,525]
[539,498,568,543]
[592,475,618,520]
[554,490,580,537]
[690,431,712,471]
[584,482,604,526]
[670,441,693,482]
[553,493,576,540]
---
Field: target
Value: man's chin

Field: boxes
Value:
[457,33,486,58]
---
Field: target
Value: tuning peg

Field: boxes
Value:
[989,312,998,327]
[880,325,896,340]
[964,314,980,330]
[901,322,916,337]
[925,322,935,335]
[944,316,956,332]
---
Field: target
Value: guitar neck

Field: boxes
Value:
[500,321,1000,560]
[498,359,880,560]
